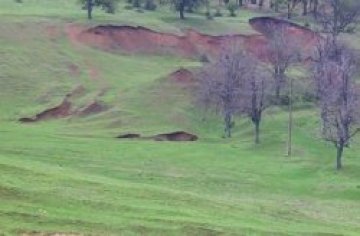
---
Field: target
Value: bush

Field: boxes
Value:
[214,8,223,17]
[200,54,210,63]
[100,0,118,14]
[205,11,213,20]
[346,26,356,34]
[124,5,133,10]
[227,2,238,17]
[144,0,157,10]
[132,0,141,8]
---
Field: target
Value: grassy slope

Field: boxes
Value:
[0,0,359,235]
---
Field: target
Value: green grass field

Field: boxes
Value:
[0,0,359,235]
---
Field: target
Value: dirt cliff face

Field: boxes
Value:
[249,17,321,51]
[75,17,321,60]
[77,25,265,58]
[19,98,72,122]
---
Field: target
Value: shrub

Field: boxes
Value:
[124,5,133,10]
[214,8,223,17]
[144,0,157,10]
[132,0,141,8]
[227,2,238,17]
[200,54,210,63]
[205,11,213,20]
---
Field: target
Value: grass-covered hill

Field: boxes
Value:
[0,0,359,235]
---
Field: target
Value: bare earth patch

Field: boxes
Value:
[72,17,321,60]
[117,131,198,141]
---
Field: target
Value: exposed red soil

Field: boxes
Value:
[249,17,318,41]
[117,133,141,139]
[19,98,108,122]
[65,24,85,48]
[116,131,198,141]
[152,131,198,141]
[168,68,195,84]
[21,232,82,236]
[77,101,107,116]
[77,25,266,58]
[249,17,321,53]
[19,98,72,123]
[19,85,108,122]
[74,17,321,60]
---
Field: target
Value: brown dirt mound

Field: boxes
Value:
[77,101,107,116]
[117,133,141,139]
[153,131,198,141]
[168,68,195,83]
[19,98,72,123]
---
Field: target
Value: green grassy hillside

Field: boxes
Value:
[0,0,359,235]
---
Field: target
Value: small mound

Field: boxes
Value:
[117,133,141,139]
[153,131,198,141]
[168,68,194,84]
[77,101,107,116]
[19,98,72,123]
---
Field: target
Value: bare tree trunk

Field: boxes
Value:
[224,112,232,138]
[179,0,185,19]
[274,67,279,99]
[275,84,281,101]
[255,120,260,144]
[336,143,344,170]
[259,0,264,9]
[303,0,308,15]
[313,0,318,18]
[274,68,283,102]
[287,77,293,156]
[87,0,93,20]
[274,0,279,12]
[287,0,291,19]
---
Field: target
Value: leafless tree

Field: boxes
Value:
[310,0,319,18]
[312,40,360,170]
[198,49,273,143]
[317,0,360,43]
[197,49,248,138]
[287,0,302,18]
[238,59,273,144]
[265,24,301,102]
